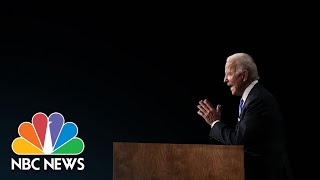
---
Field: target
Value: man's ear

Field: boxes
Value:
[242,70,248,82]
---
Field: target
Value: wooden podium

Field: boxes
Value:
[113,142,244,180]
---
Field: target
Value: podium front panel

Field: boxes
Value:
[113,142,244,180]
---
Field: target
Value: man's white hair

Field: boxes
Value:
[226,53,260,81]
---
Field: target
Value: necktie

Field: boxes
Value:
[239,98,244,117]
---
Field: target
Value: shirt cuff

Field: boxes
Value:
[211,120,220,128]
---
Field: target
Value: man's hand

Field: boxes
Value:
[197,99,221,126]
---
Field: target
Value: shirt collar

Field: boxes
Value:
[241,80,258,102]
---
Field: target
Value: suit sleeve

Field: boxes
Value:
[209,98,269,145]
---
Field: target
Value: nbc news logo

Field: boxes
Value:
[11,112,85,170]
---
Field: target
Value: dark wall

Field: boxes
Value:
[0,6,314,180]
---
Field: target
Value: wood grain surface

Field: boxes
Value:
[113,142,244,180]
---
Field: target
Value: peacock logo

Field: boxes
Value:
[12,112,85,155]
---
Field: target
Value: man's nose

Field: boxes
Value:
[223,76,227,83]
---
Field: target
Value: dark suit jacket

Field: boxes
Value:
[210,83,293,180]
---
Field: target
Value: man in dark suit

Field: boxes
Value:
[197,53,293,180]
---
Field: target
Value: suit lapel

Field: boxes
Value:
[238,83,260,121]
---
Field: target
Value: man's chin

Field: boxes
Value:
[230,90,237,96]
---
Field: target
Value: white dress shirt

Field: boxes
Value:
[211,80,258,128]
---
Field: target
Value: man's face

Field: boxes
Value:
[224,61,245,96]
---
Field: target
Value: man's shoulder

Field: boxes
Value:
[248,83,276,102]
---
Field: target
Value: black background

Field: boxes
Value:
[0,5,316,179]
